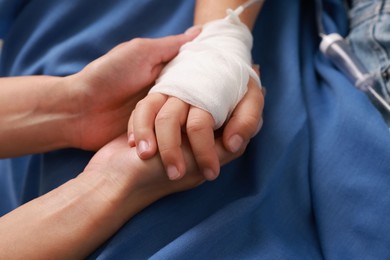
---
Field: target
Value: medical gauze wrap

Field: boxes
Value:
[149,10,261,129]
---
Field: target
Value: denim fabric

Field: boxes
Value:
[347,0,390,125]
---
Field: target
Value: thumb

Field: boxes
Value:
[148,26,202,64]
[222,65,264,153]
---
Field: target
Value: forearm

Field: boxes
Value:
[0,166,155,259]
[0,76,77,157]
[0,135,205,260]
[194,0,263,29]
[0,176,113,259]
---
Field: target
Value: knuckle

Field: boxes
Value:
[246,114,260,128]
[155,111,174,125]
[129,38,152,53]
[249,83,265,101]
[237,115,259,135]
[186,117,207,135]
[129,38,144,48]
[158,145,178,160]
[239,114,259,130]
[113,42,127,51]
[135,99,149,111]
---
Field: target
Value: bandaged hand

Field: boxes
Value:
[128,11,263,181]
[128,70,263,181]
[149,10,261,129]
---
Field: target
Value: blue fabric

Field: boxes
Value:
[1,0,390,259]
[347,0,390,125]
[0,0,25,38]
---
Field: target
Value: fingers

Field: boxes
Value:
[132,94,219,181]
[155,97,190,180]
[186,107,220,181]
[223,69,265,153]
[129,93,168,159]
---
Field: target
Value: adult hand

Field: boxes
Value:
[0,29,201,158]
[0,77,264,259]
[88,72,265,205]
[67,29,201,151]
[0,134,204,260]
[81,84,264,254]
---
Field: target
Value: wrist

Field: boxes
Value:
[57,75,85,149]
[37,170,142,258]
[81,148,171,214]
[61,72,93,149]
[0,75,80,157]
[0,167,141,259]
[194,0,262,29]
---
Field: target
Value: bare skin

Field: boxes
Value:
[0,31,200,157]
[0,132,247,259]
[128,0,264,181]
[0,27,264,259]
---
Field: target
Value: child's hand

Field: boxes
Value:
[128,94,219,181]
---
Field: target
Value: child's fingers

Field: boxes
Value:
[132,93,167,159]
[155,97,189,180]
[186,106,220,181]
[223,76,264,153]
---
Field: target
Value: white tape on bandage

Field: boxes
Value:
[149,10,261,129]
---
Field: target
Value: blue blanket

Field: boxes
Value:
[1,0,390,258]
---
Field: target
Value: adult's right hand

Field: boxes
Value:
[0,74,264,259]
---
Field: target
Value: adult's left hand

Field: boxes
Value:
[68,29,200,151]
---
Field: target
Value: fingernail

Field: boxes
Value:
[167,165,181,180]
[137,140,149,156]
[203,168,217,181]
[185,25,202,35]
[128,133,135,146]
[228,134,244,153]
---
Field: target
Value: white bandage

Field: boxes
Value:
[149,10,261,129]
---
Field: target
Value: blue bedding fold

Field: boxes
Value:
[1,0,390,258]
